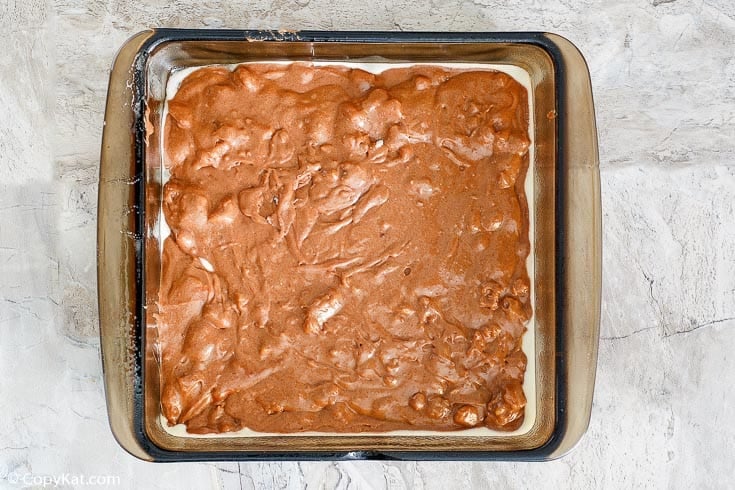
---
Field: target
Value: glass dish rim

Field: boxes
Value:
[98,28,601,462]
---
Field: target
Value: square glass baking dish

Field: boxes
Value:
[98,29,600,462]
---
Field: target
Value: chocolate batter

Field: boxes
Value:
[157,63,531,434]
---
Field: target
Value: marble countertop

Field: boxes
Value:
[1,0,733,488]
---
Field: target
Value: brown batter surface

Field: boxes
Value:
[157,63,531,434]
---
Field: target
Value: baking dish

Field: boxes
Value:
[98,29,600,461]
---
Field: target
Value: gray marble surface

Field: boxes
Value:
[1,0,734,488]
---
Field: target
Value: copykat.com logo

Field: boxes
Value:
[4,472,121,487]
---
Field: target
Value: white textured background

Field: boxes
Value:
[1,0,734,488]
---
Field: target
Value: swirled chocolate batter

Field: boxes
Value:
[158,63,531,434]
